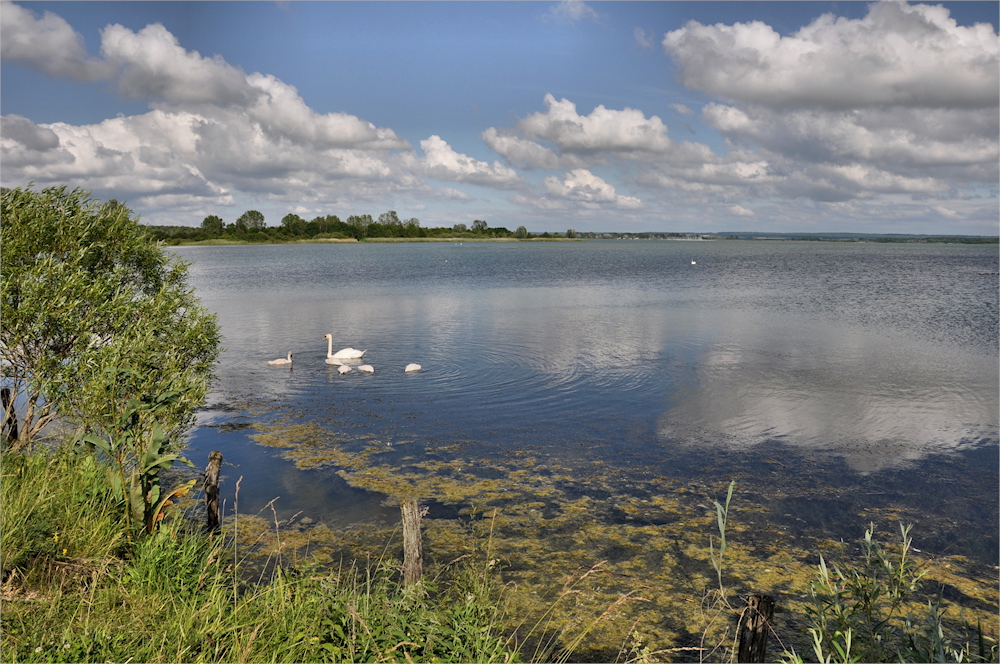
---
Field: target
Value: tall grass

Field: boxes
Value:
[1,443,516,663]
[1,445,127,587]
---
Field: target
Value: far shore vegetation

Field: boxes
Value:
[3,185,998,663]
[142,208,998,246]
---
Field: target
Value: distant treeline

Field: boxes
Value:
[141,208,998,245]
[143,210,544,244]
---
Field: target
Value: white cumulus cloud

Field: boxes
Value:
[0,1,109,80]
[482,127,577,170]
[244,72,408,151]
[663,1,999,109]
[0,7,486,222]
[543,169,642,209]
[483,93,716,177]
[662,1,999,204]
[100,23,255,106]
[418,135,521,188]
[519,93,675,156]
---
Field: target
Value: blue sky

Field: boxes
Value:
[2,1,997,234]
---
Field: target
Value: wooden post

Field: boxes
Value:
[1,388,18,444]
[400,499,423,588]
[204,451,223,531]
[737,594,775,663]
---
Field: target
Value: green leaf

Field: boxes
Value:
[79,433,113,457]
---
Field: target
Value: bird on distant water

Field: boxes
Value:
[405,363,421,372]
[267,352,293,366]
[337,364,352,374]
[358,364,375,373]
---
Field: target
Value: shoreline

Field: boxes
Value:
[162,235,998,247]
[162,236,585,246]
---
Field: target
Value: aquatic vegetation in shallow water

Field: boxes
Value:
[244,418,999,661]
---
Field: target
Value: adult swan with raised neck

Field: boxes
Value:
[323,334,366,361]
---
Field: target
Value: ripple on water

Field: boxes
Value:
[180,242,997,519]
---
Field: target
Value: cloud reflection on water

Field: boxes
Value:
[657,317,998,473]
[180,243,998,477]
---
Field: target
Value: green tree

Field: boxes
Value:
[307,215,331,235]
[280,213,306,235]
[514,225,529,239]
[378,210,401,228]
[348,214,373,237]
[235,209,265,230]
[403,217,422,237]
[566,228,578,238]
[472,219,488,233]
[453,223,468,233]
[0,186,221,450]
[201,215,224,235]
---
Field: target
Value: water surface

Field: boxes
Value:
[173,240,999,563]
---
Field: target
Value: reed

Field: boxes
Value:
[781,523,998,664]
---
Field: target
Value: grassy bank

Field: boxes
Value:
[0,443,516,664]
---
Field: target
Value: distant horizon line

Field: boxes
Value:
[140,222,1000,240]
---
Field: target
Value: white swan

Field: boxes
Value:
[323,334,366,359]
[358,364,374,373]
[405,363,421,372]
[337,364,352,374]
[267,352,293,366]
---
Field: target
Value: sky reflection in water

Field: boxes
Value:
[175,240,998,557]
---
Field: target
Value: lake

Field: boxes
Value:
[173,239,999,570]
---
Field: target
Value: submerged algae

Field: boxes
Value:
[241,417,998,661]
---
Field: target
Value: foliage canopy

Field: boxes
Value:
[1,186,221,449]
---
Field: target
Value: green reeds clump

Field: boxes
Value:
[1,444,516,663]
[782,523,998,664]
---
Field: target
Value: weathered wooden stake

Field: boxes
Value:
[204,451,223,531]
[400,498,423,588]
[1,387,19,444]
[737,593,775,663]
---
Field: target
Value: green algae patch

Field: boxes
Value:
[235,417,999,661]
